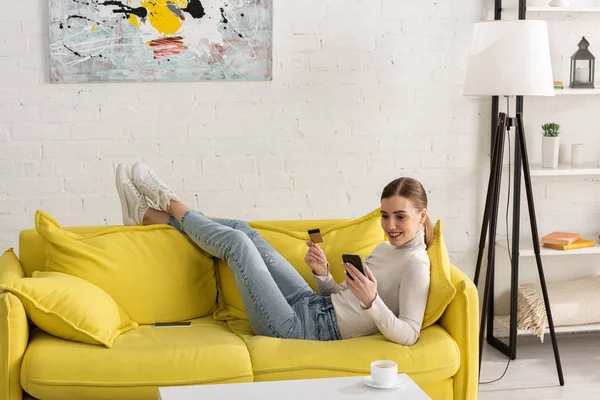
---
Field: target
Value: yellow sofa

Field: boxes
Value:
[0,214,478,400]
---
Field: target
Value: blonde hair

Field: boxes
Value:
[381,177,433,248]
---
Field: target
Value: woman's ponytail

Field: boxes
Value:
[423,215,434,249]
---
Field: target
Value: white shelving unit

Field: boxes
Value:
[493,315,600,338]
[493,3,600,339]
[529,162,600,176]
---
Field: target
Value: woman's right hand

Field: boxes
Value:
[304,241,329,277]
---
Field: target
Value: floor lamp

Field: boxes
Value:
[463,20,565,386]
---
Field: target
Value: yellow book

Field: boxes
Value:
[543,239,595,251]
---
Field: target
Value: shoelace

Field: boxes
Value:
[146,170,173,195]
[128,180,148,206]
[143,177,169,198]
[140,171,176,211]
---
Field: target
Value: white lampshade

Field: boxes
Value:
[463,20,554,97]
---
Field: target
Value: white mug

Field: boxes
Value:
[571,143,584,167]
[559,142,571,164]
[370,360,398,387]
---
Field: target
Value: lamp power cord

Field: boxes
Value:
[479,120,513,385]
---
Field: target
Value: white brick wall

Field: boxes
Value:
[0,0,484,267]
[4,0,599,310]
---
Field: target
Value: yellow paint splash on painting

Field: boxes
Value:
[91,25,96,31]
[140,0,185,35]
[127,14,140,29]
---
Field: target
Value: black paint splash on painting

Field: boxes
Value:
[67,15,97,23]
[99,1,148,18]
[183,0,205,19]
[219,5,244,38]
[219,7,228,24]
[63,43,83,57]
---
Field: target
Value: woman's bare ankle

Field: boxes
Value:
[167,200,190,224]
[142,208,170,226]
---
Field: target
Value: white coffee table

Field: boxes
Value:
[158,375,431,399]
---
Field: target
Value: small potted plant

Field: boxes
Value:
[541,122,560,168]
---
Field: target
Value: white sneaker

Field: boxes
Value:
[131,162,178,213]
[115,164,149,226]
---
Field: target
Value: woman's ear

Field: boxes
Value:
[420,209,427,224]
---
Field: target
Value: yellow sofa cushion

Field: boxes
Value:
[21,317,253,400]
[0,271,137,348]
[214,209,386,320]
[422,220,457,328]
[35,211,217,324]
[227,319,459,387]
[0,248,25,284]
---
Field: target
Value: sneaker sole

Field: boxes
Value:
[115,164,137,226]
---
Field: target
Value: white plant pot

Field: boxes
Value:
[549,0,569,7]
[542,136,560,168]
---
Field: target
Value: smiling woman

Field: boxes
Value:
[114,162,433,347]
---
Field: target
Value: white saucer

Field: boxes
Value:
[363,375,406,389]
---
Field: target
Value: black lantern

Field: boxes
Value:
[569,36,595,89]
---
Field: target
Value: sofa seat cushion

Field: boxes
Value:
[21,317,253,400]
[227,320,459,388]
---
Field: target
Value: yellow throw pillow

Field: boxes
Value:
[423,220,457,328]
[0,271,137,348]
[35,211,217,324]
[214,209,386,320]
[0,248,24,284]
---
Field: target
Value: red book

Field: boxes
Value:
[541,232,581,246]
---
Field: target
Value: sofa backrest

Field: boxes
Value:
[18,220,356,277]
[19,215,377,324]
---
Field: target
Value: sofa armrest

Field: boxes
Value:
[439,264,479,400]
[0,248,28,400]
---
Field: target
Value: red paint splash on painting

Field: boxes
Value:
[206,43,227,65]
[147,36,188,58]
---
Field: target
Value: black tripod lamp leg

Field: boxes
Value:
[478,113,508,371]
[515,113,565,386]
[474,113,507,286]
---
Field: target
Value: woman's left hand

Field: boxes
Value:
[344,263,378,309]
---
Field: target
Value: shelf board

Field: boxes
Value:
[529,162,600,176]
[502,6,600,12]
[529,6,600,12]
[494,315,600,338]
[496,240,600,257]
[554,88,600,96]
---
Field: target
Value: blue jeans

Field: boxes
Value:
[168,211,342,341]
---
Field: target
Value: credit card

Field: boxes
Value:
[308,228,324,243]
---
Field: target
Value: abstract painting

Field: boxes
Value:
[49,0,272,83]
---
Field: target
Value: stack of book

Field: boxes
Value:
[554,80,564,90]
[541,231,595,250]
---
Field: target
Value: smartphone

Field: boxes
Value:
[153,321,192,328]
[342,254,366,280]
[308,228,324,243]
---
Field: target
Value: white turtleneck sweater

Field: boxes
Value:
[314,230,430,346]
